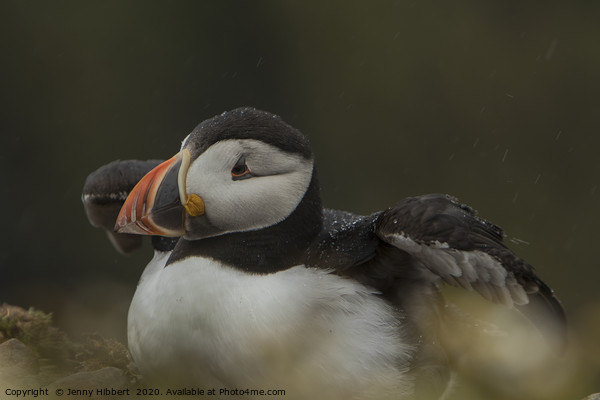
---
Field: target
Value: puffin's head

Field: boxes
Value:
[115,108,316,241]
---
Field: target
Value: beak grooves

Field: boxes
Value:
[115,154,183,236]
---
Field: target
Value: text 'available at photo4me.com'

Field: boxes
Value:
[3,387,288,398]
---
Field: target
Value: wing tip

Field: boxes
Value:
[519,282,568,356]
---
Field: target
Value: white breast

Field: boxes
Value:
[128,253,414,399]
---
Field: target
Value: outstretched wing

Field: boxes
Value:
[375,193,566,353]
[82,159,177,254]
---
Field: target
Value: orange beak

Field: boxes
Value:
[115,153,186,237]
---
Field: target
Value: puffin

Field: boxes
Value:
[82,107,566,400]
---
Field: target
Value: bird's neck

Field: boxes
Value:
[168,172,323,273]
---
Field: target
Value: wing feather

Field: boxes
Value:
[375,193,566,353]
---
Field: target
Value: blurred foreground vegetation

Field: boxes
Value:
[2,299,600,400]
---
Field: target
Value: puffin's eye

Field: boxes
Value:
[231,156,252,180]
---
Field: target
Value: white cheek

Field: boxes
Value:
[194,168,311,233]
[219,169,312,231]
[185,140,314,234]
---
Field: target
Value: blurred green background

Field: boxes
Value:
[1,1,598,398]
